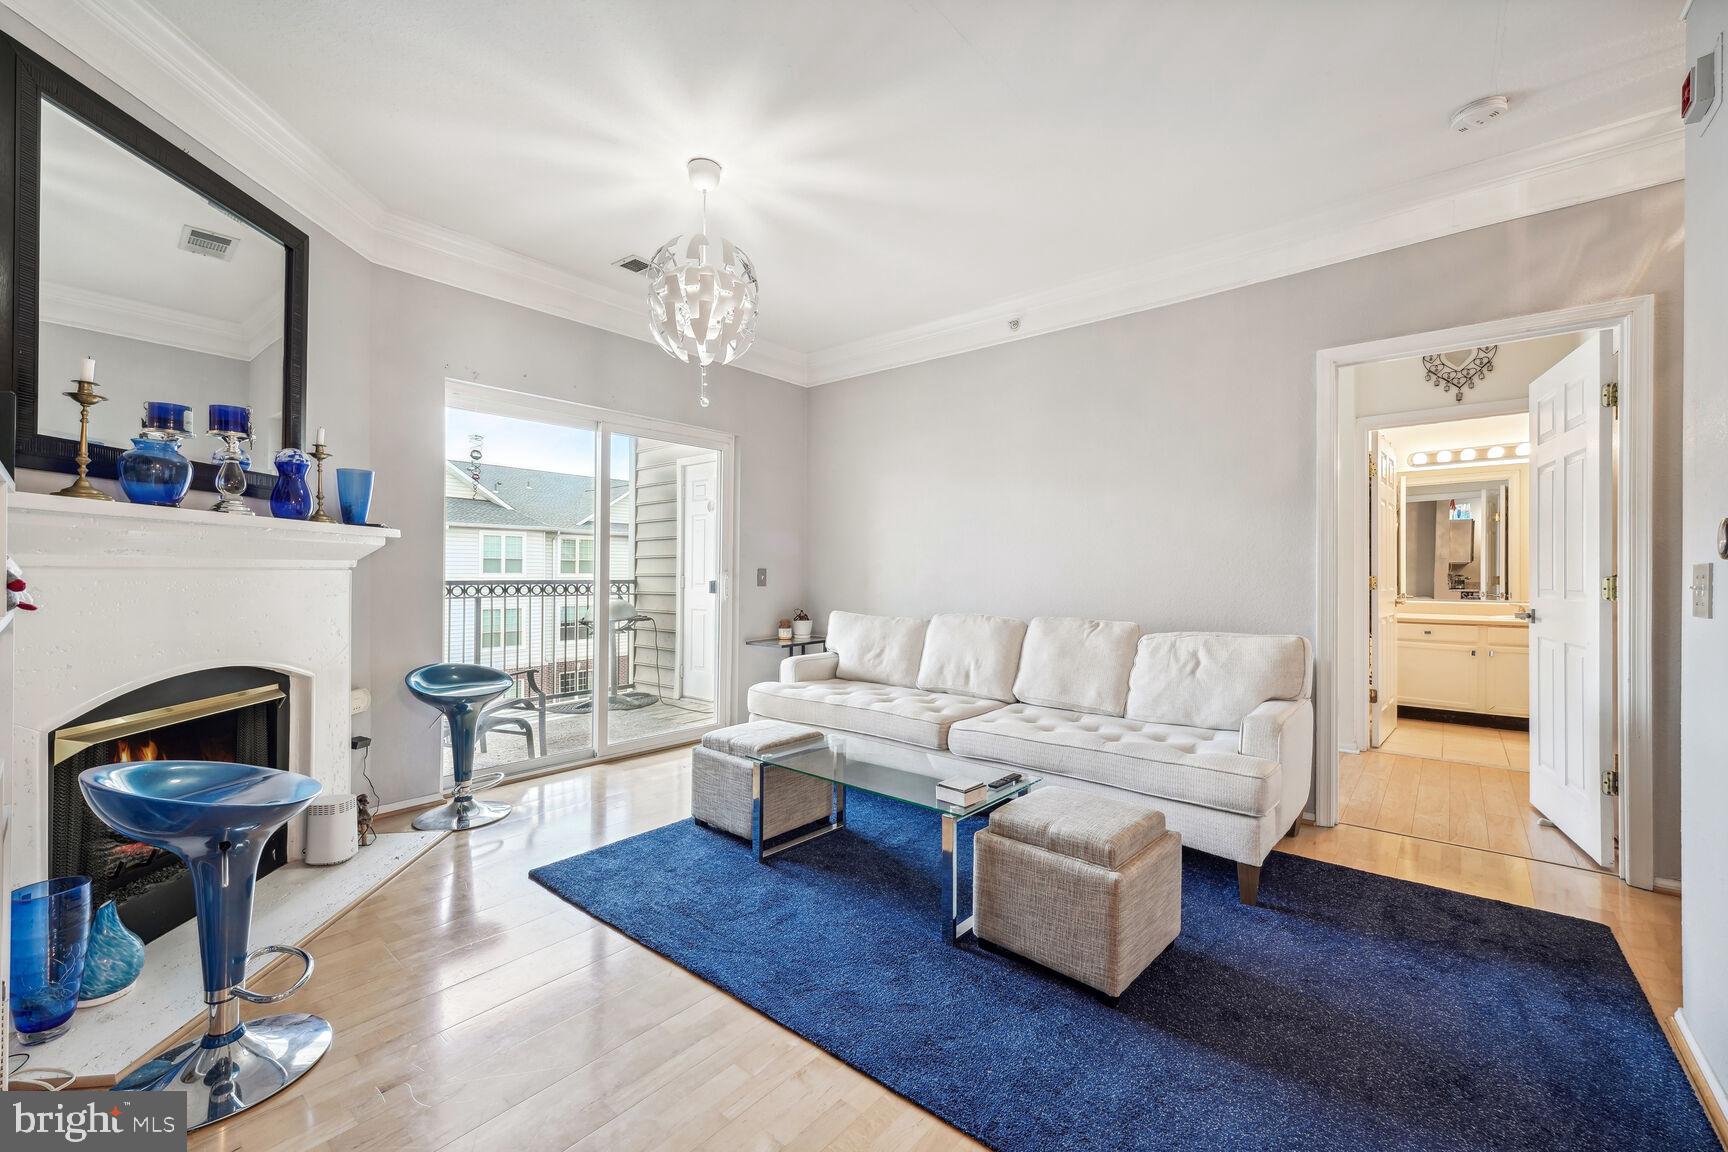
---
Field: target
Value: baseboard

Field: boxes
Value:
[1672,1009,1728,1144]
[1654,876,1682,895]
[1397,706,1529,732]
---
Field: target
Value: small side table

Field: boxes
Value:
[746,634,827,655]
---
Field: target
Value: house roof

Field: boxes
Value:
[445,460,627,534]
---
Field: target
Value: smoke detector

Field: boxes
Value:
[178,224,237,260]
[1450,95,1509,133]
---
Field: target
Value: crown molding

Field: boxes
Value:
[804,110,1684,385]
[40,279,262,359]
[1,1,1684,392]
[2,0,813,384]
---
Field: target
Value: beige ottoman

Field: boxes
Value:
[974,786,1182,1000]
[691,721,833,841]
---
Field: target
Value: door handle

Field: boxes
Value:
[1515,609,1536,622]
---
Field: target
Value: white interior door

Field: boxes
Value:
[1527,332,1616,867]
[1370,434,1400,746]
[680,458,718,702]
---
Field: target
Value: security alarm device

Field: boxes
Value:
[1684,45,1718,126]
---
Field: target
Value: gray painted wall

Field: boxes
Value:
[1682,0,1728,1100]
[805,183,1685,881]
[361,268,808,807]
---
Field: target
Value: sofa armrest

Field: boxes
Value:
[781,651,839,683]
[1240,698,1309,762]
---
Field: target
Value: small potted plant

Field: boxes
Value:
[777,618,793,641]
[792,609,814,641]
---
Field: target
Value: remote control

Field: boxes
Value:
[987,772,1022,789]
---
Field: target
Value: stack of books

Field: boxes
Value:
[935,777,989,808]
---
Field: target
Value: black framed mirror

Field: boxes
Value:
[0,35,308,496]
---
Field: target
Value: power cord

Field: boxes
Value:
[351,735,379,847]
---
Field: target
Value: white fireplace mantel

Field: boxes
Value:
[8,493,397,882]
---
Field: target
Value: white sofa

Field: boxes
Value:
[748,611,1313,904]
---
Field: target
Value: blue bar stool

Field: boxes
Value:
[406,663,515,831]
[78,761,329,1131]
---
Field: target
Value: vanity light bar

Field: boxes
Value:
[1407,442,1530,468]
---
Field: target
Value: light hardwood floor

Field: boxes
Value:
[1344,718,1609,872]
[181,744,1694,1152]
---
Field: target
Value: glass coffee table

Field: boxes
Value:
[744,733,1040,944]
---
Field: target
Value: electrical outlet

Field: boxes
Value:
[1692,563,1714,619]
[756,567,767,587]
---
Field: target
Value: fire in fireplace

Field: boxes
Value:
[49,667,291,944]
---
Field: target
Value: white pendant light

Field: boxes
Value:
[646,158,760,407]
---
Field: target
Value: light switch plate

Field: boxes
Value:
[756,567,767,587]
[1693,563,1713,619]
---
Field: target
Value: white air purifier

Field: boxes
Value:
[303,793,359,865]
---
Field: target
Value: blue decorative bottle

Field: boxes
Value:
[118,402,194,507]
[78,899,145,1005]
[270,448,313,519]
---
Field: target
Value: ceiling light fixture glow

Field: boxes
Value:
[647,158,760,407]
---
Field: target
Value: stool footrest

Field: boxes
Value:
[233,944,315,1004]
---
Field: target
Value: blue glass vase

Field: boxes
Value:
[9,876,91,1044]
[118,421,195,507]
[79,899,145,1005]
[337,467,375,525]
[271,448,313,520]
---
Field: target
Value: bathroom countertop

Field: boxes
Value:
[1396,611,1528,626]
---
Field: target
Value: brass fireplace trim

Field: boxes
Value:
[53,684,286,766]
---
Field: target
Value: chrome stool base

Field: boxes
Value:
[118,1013,332,1132]
[413,791,511,831]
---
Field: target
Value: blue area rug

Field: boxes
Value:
[530,792,1714,1151]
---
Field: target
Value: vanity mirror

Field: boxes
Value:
[1401,478,1513,602]
[0,36,308,494]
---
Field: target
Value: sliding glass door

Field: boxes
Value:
[442,385,730,779]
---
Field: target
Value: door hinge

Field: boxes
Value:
[1369,688,1379,704]
[1368,453,1378,481]
[1368,574,1378,591]
[1602,574,1618,602]
[1602,755,1620,796]
[1602,381,1619,408]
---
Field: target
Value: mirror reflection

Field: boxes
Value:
[1402,482,1511,601]
[36,98,287,470]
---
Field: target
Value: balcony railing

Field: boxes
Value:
[442,579,636,698]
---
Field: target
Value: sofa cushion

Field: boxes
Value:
[916,613,1028,703]
[1125,632,1311,730]
[949,704,1279,816]
[748,680,1002,750]
[1011,617,1142,716]
[987,785,1166,869]
[826,611,928,688]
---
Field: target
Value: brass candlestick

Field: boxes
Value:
[308,443,336,523]
[54,378,113,501]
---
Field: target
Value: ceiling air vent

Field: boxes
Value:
[178,224,237,260]
[612,254,652,275]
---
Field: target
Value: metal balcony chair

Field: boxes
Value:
[478,668,547,758]
[567,597,662,713]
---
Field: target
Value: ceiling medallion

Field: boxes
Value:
[647,158,760,408]
[1423,346,1498,402]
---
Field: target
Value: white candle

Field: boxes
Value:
[316,426,327,447]
[79,356,96,382]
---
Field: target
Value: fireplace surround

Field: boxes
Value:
[7,493,396,887]
[49,667,291,943]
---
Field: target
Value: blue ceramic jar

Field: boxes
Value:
[118,402,194,507]
[79,899,145,1005]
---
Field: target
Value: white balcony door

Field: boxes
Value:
[1527,333,1616,867]
[680,458,718,702]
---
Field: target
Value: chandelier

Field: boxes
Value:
[647,157,759,407]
